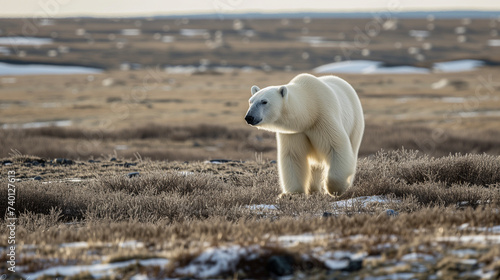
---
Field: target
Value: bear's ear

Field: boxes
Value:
[278,86,287,98]
[251,85,260,95]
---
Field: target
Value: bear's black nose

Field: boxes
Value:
[245,115,254,124]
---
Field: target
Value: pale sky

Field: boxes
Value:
[1,0,499,17]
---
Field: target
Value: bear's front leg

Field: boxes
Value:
[277,132,312,195]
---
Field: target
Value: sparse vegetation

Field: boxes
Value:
[2,122,500,162]
[1,149,500,278]
[1,16,500,278]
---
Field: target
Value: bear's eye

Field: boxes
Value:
[261,100,268,105]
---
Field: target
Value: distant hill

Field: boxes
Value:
[155,10,500,20]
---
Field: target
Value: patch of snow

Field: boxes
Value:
[1,120,72,129]
[401,252,435,262]
[138,258,169,267]
[60,242,89,249]
[458,110,500,118]
[324,259,349,270]
[0,62,102,76]
[313,60,429,74]
[469,225,500,233]
[162,35,175,43]
[299,36,324,44]
[459,259,478,265]
[165,65,197,74]
[365,273,416,280]
[488,39,500,47]
[119,240,144,248]
[246,204,277,211]
[102,77,114,87]
[175,245,262,278]
[180,29,207,37]
[441,97,467,103]
[372,65,430,74]
[433,60,484,73]
[450,249,479,257]
[436,234,500,244]
[121,29,141,36]
[314,60,380,74]
[276,233,332,247]
[298,36,346,48]
[0,37,53,46]
[333,195,394,208]
[467,268,498,280]
[314,60,485,75]
[23,258,169,279]
[315,250,367,270]
[130,274,150,280]
[0,46,11,55]
[409,30,430,38]
[321,250,366,261]
[23,260,133,279]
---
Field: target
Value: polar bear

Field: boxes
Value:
[244,73,364,196]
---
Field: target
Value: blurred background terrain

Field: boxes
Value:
[1,14,500,160]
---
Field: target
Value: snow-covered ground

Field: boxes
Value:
[0,62,102,76]
[23,258,169,279]
[17,228,500,279]
[0,37,53,46]
[1,120,72,129]
[313,59,485,74]
[14,195,500,279]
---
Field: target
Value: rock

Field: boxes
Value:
[124,162,137,168]
[323,212,335,218]
[343,258,363,272]
[210,159,232,163]
[385,209,399,217]
[33,176,42,180]
[270,160,277,164]
[55,158,73,165]
[267,255,294,276]
[128,172,140,178]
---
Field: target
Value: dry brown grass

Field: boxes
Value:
[2,122,500,163]
[1,148,500,277]
[1,150,499,242]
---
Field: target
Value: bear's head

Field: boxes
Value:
[244,85,287,130]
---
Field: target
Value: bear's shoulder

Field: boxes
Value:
[290,73,318,84]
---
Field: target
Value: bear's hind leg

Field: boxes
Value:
[277,133,312,194]
[324,148,356,197]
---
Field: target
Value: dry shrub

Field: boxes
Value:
[2,123,500,161]
[346,149,500,207]
[361,124,500,156]
[1,149,498,235]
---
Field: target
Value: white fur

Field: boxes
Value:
[245,73,364,196]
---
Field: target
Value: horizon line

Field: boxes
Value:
[0,9,499,19]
